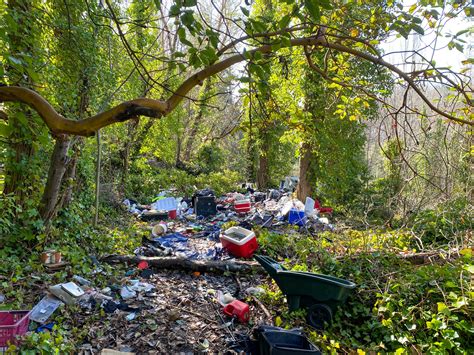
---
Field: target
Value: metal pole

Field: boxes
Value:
[93,129,101,226]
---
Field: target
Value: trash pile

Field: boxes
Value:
[123,187,335,262]
[2,184,342,353]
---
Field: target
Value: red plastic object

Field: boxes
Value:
[314,200,333,214]
[0,310,31,347]
[137,261,149,270]
[220,227,258,258]
[234,200,251,214]
[168,210,177,219]
[223,300,249,323]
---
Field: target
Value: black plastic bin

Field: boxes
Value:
[195,196,217,217]
[259,330,321,355]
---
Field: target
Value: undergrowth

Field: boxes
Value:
[256,229,474,354]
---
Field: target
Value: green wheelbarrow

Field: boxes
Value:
[255,255,356,329]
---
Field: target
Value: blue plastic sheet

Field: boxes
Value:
[152,232,226,260]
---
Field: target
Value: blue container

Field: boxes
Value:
[288,209,306,226]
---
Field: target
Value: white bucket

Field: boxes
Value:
[152,223,168,236]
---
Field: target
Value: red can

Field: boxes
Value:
[168,210,177,219]
[223,300,249,323]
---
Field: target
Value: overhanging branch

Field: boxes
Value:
[0,35,471,137]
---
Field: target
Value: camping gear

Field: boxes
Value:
[234,199,251,213]
[223,300,250,323]
[288,209,306,226]
[220,226,258,258]
[255,255,356,329]
[0,310,31,347]
[195,196,217,217]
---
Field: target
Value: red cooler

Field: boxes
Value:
[220,226,258,258]
[234,199,251,214]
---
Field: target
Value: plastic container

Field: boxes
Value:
[288,209,306,226]
[48,282,84,305]
[195,196,217,217]
[220,226,258,258]
[0,310,31,347]
[259,330,321,355]
[152,223,168,236]
[234,199,251,213]
[29,296,63,324]
[223,300,249,323]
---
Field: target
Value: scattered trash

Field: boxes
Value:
[223,300,250,323]
[151,223,168,236]
[30,295,63,323]
[36,322,55,333]
[49,282,84,305]
[120,286,137,300]
[137,261,149,270]
[257,325,321,354]
[220,226,258,258]
[125,313,137,321]
[40,250,62,265]
[0,310,31,347]
[245,287,265,296]
[72,275,92,287]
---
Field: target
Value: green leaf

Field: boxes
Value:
[319,0,332,10]
[169,4,180,17]
[305,0,320,22]
[241,6,249,17]
[253,51,263,61]
[181,11,195,28]
[412,24,425,35]
[153,0,161,11]
[183,0,197,7]
[279,14,291,29]
[178,27,193,47]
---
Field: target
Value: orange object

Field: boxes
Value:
[193,271,201,277]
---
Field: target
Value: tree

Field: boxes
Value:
[0,0,472,228]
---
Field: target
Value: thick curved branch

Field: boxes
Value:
[0,35,471,137]
[0,86,167,136]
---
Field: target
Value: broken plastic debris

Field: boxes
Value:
[30,295,63,323]
[120,286,137,300]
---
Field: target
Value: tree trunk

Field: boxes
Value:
[256,130,271,189]
[256,151,270,189]
[296,142,313,201]
[183,79,212,162]
[39,135,71,222]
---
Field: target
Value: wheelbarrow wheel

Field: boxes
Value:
[307,304,333,330]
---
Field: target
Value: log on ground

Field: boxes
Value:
[101,254,262,273]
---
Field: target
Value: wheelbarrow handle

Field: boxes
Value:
[254,255,287,276]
